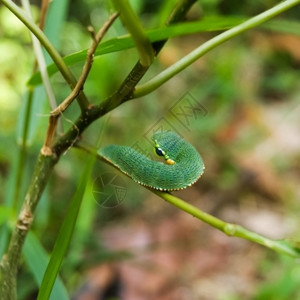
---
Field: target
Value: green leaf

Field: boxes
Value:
[0,206,11,257]
[0,206,11,226]
[23,232,69,300]
[16,86,46,147]
[112,0,154,66]
[17,0,69,144]
[37,156,95,300]
[43,0,69,53]
[28,16,245,86]
[28,16,300,87]
[262,19,300,36]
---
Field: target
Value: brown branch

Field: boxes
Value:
[41,13,119,155]
[0,153,57,299]
[42,115,58,155]
[39,0,51,30]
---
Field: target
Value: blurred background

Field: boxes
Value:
[1,0,300,299]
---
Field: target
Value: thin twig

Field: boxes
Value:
[39,0,50,30]
[0,0,90,111]
[21,0,63,134]
[51,12,119,116]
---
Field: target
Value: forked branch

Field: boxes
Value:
[42,13,119,155]
[51,13,119,117]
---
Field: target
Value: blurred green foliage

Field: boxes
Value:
[1,0,300,299]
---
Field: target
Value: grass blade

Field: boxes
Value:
[112,0,154,66]
[28,16,245,85]
[262,19,300,36]
[28,17,300,86]
[37,156,95,300]
[23,231,69,300]
[0,206,11,226]
[43,0,69,52]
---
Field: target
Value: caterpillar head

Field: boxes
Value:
[152,131,180,165]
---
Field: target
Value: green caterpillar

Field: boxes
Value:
[98,131,204,191]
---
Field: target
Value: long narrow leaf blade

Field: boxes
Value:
[23,231,69,300]
[0,206,11,226]
[28,17,300,86]
[28,16,245,86]
[37,157,95,300]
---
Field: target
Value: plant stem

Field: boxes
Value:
[153,191,300,258]
[134,0,300,98]
[12,88,34,213]
[0,0,89,111]
[112,0,154,66]
[42,13,119,154]
[75,144,300,259]
[0,153,57,299]
[21,0,63,134]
